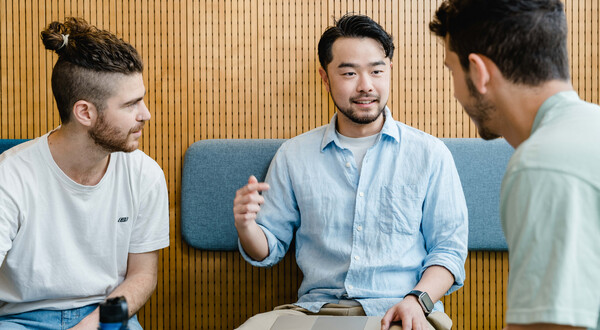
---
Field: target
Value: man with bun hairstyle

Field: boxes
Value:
[430,0,600,329]
[0,18,169,329]
[234,14,468,330]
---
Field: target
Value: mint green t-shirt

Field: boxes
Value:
[501,91,600,329]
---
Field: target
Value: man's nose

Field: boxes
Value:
[138,100,151,121]
[357,75,374,93]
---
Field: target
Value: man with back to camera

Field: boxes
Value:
[233,14,469,330]
[430,1,600,329]
[0,18,169,329]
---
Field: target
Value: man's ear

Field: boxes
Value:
[71,100,97,128]
[468,53,491,95]
[318,67,331,93]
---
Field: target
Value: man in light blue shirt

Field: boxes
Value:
[234,14,468,330]
[431,1,600,329]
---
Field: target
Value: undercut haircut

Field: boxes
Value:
[40,17,143,123]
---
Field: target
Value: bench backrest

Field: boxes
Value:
[181,138,514,251]
[0,139,29,155]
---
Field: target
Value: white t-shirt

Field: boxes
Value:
[0,132,170,316]
[336,131,379,173]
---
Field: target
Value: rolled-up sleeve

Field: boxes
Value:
[420,142,469,294]
[238,144,300,267]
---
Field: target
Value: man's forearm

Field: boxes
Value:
[72,272,157,329]
[72,252,159,329]
[236,221,269,261]
[106,271,157,317]
[413,265,455,303]
[380,265,456,329]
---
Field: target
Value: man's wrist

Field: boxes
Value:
[404,290,434,316]
[234,219,257,233]
[403,294,418,303]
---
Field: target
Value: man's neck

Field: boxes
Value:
[493,80,573,148]
[336,111,385,138]
[47,126,111,186]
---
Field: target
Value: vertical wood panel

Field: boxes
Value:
[1,1,598,329]
[1,1,7,137]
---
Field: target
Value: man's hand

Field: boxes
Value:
[381,266,454,330]
[381,295,429,330]
[68,308,99,329]
[70,251,158,329]
[233,175,270,229]
[233,175,270,261]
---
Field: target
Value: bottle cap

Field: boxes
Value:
[99,297,128,323]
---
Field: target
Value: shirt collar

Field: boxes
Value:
[531,90,579,135]
[320,107,399,151]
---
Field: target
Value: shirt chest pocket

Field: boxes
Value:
[378,185,423,234]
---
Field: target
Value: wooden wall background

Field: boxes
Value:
[1,1,598,329]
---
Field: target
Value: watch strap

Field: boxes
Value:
[405,290,433,316]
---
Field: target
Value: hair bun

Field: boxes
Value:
[41,21,68,52]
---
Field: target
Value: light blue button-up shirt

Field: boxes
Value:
[239,108,468,316]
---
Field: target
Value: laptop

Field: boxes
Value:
[270,315,383,330]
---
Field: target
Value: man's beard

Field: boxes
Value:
[464,78,501,140]
[88,113,143,153]
[333,94,386,124]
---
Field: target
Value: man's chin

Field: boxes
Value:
[477,128,501,140]
[123,141,140,153]
[350,107,385,124]
[108,140,139,153]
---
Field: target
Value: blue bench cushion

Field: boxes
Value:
[182,139,286,251]
[443,138,513,250]
[0,139,29,155]
[181,138,513,251]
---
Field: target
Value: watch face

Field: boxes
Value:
[419,292,434,311]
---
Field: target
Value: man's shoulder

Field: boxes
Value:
[392,121,448,153]
[396,120,438,140]
[0,138,43,175]
[0,137,40,160]
[509,115,600,187]
[0,139,46,204]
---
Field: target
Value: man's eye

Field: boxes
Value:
[128,101,141,110]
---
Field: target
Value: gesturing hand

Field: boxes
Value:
[233,175,270,230]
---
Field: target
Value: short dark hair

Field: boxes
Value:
[318,14,394,71]
[40,17,143,123]
[430,0,569,86]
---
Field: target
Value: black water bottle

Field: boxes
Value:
[98,297,129,330]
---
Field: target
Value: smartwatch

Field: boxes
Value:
[405,290,434,316]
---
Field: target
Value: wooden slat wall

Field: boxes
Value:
[1,1,598,329]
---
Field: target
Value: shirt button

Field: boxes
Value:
[345,162,351,168]
[354,255,360,261]
[359,192,364,197]
[357,225,363,231]
[348,285,354,290]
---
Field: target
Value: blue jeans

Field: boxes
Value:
[0,304,143,330]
